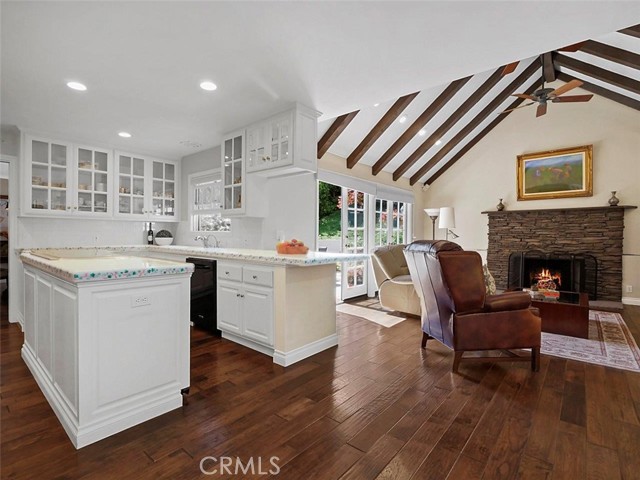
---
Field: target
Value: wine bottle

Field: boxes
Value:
[147,223,154,245]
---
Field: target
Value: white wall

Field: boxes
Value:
[422,83,640,302]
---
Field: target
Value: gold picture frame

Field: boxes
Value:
[517,145,593,201]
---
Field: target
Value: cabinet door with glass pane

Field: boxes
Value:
[24,136,73,214]
[268,112,292,169]
[150,159,177,219]
[222,131,245,214]
[74,145,111,216]
[115,152,147,218]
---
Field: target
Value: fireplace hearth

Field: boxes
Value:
[507,251,597,299]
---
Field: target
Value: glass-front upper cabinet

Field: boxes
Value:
[151,160,176,218]
[75,146,111,215]
[269,113,291,167]
[116,153,146,217]
[24,135,112,216]
[114,152,179,221]
[222,131,245,214]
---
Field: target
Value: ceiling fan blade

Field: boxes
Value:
[558,41,586,52]
[551,79,583,96]
[511,94,537,100]
[501,62,519,76]
[552,94,594,103]
[536,103,547,117]
[501,102,535,114]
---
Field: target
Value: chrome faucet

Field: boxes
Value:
[194,234,220,248]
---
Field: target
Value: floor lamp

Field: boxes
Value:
[424,208,440,240]
[438,207,457,241]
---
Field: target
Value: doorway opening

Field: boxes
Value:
[1,160,10,310]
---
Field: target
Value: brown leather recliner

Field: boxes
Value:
[404,240,541,373]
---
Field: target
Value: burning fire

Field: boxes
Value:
[533,268,561,290]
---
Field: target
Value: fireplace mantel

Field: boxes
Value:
[482,205,636,215]
[484,205,635,302]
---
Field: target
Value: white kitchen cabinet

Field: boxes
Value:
[21,264,190,448]
[23,135,113,217]
[221,131,266,217]
[217,262,274,349]
[245,103,320,176]
[115,152,179,221]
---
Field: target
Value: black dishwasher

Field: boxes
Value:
[187,258,219,335]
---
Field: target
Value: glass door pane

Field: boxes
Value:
[341,188,367,300]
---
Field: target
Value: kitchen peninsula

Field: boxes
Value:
[20,246,368,448]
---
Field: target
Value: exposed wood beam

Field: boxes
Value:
[346,92,419,169]
[557,72,640,111]
[579,40,640,70]
[555,54,640,95]
[542,52,556,82]
[408,61,540,185]
[370,77,471,175]
[392,67,506,181]
[317,110,359,159]
[425,81,540,185]
[618,24,640,39]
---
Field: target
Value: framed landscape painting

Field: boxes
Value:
[517,145,593,201]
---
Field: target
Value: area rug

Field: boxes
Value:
[542,310,640,372]
[336,302,407,328]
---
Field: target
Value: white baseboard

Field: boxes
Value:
[273,334,339,367]
[622,297,640,306]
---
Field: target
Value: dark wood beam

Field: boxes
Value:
[392,67,506,181]
[370,77,471,175]
[557,72,640,111]
[408,61,541,185]
[346,92,419,169]
[542,52,556,82]
[579,40,640,70]
[555,54,640,95]
[618,24,640,39]
[425,80,540,185]
[317,110,359,159]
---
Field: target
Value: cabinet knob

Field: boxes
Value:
[236,293,240,297]
[252,275,257,279]
[225,271,230,275]
[67,206,71,210]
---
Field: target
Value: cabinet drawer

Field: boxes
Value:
[243,267,273,288]
[218,264,242,282]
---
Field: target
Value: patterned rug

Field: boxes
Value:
[542,310,640,372]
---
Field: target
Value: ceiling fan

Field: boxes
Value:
[504,78,594,117]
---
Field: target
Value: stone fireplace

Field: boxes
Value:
[483,205,635,302]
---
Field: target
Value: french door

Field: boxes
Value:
[373,199,409,248]
[341,188,368,300]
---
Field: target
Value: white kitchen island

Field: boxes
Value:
[20,252,193,449]
[20,246,368,448]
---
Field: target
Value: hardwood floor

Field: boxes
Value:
[2,288,640,479]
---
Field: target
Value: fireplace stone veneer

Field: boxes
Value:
[483,206,636,302]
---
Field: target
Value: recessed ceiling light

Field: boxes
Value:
[67,81,87,91]
[200,81,218,91]
[373,103,380,107]
[435,139,442,146]
[418,130,426,136]
[398,115,407,124]
[118,132,132,138]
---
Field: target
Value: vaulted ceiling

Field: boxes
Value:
[318,25,640,186]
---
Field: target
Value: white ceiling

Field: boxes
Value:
[2,1,639,160]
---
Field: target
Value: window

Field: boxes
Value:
[189,169,231,232]
[374,199,411,247]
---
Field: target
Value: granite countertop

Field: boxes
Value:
[21,245,370,267]
[20,252,194,284]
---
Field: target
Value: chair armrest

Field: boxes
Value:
[484,292,532,312]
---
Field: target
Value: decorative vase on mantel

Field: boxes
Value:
[496,198,505,211]
[608,191,620,207]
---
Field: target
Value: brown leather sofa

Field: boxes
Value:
[404,240,541,372]
[371,244,421,317]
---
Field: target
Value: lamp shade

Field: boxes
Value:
[424,208,440,217]
[438,207,455,229]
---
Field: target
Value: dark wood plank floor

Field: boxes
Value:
[2,287,640,479]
